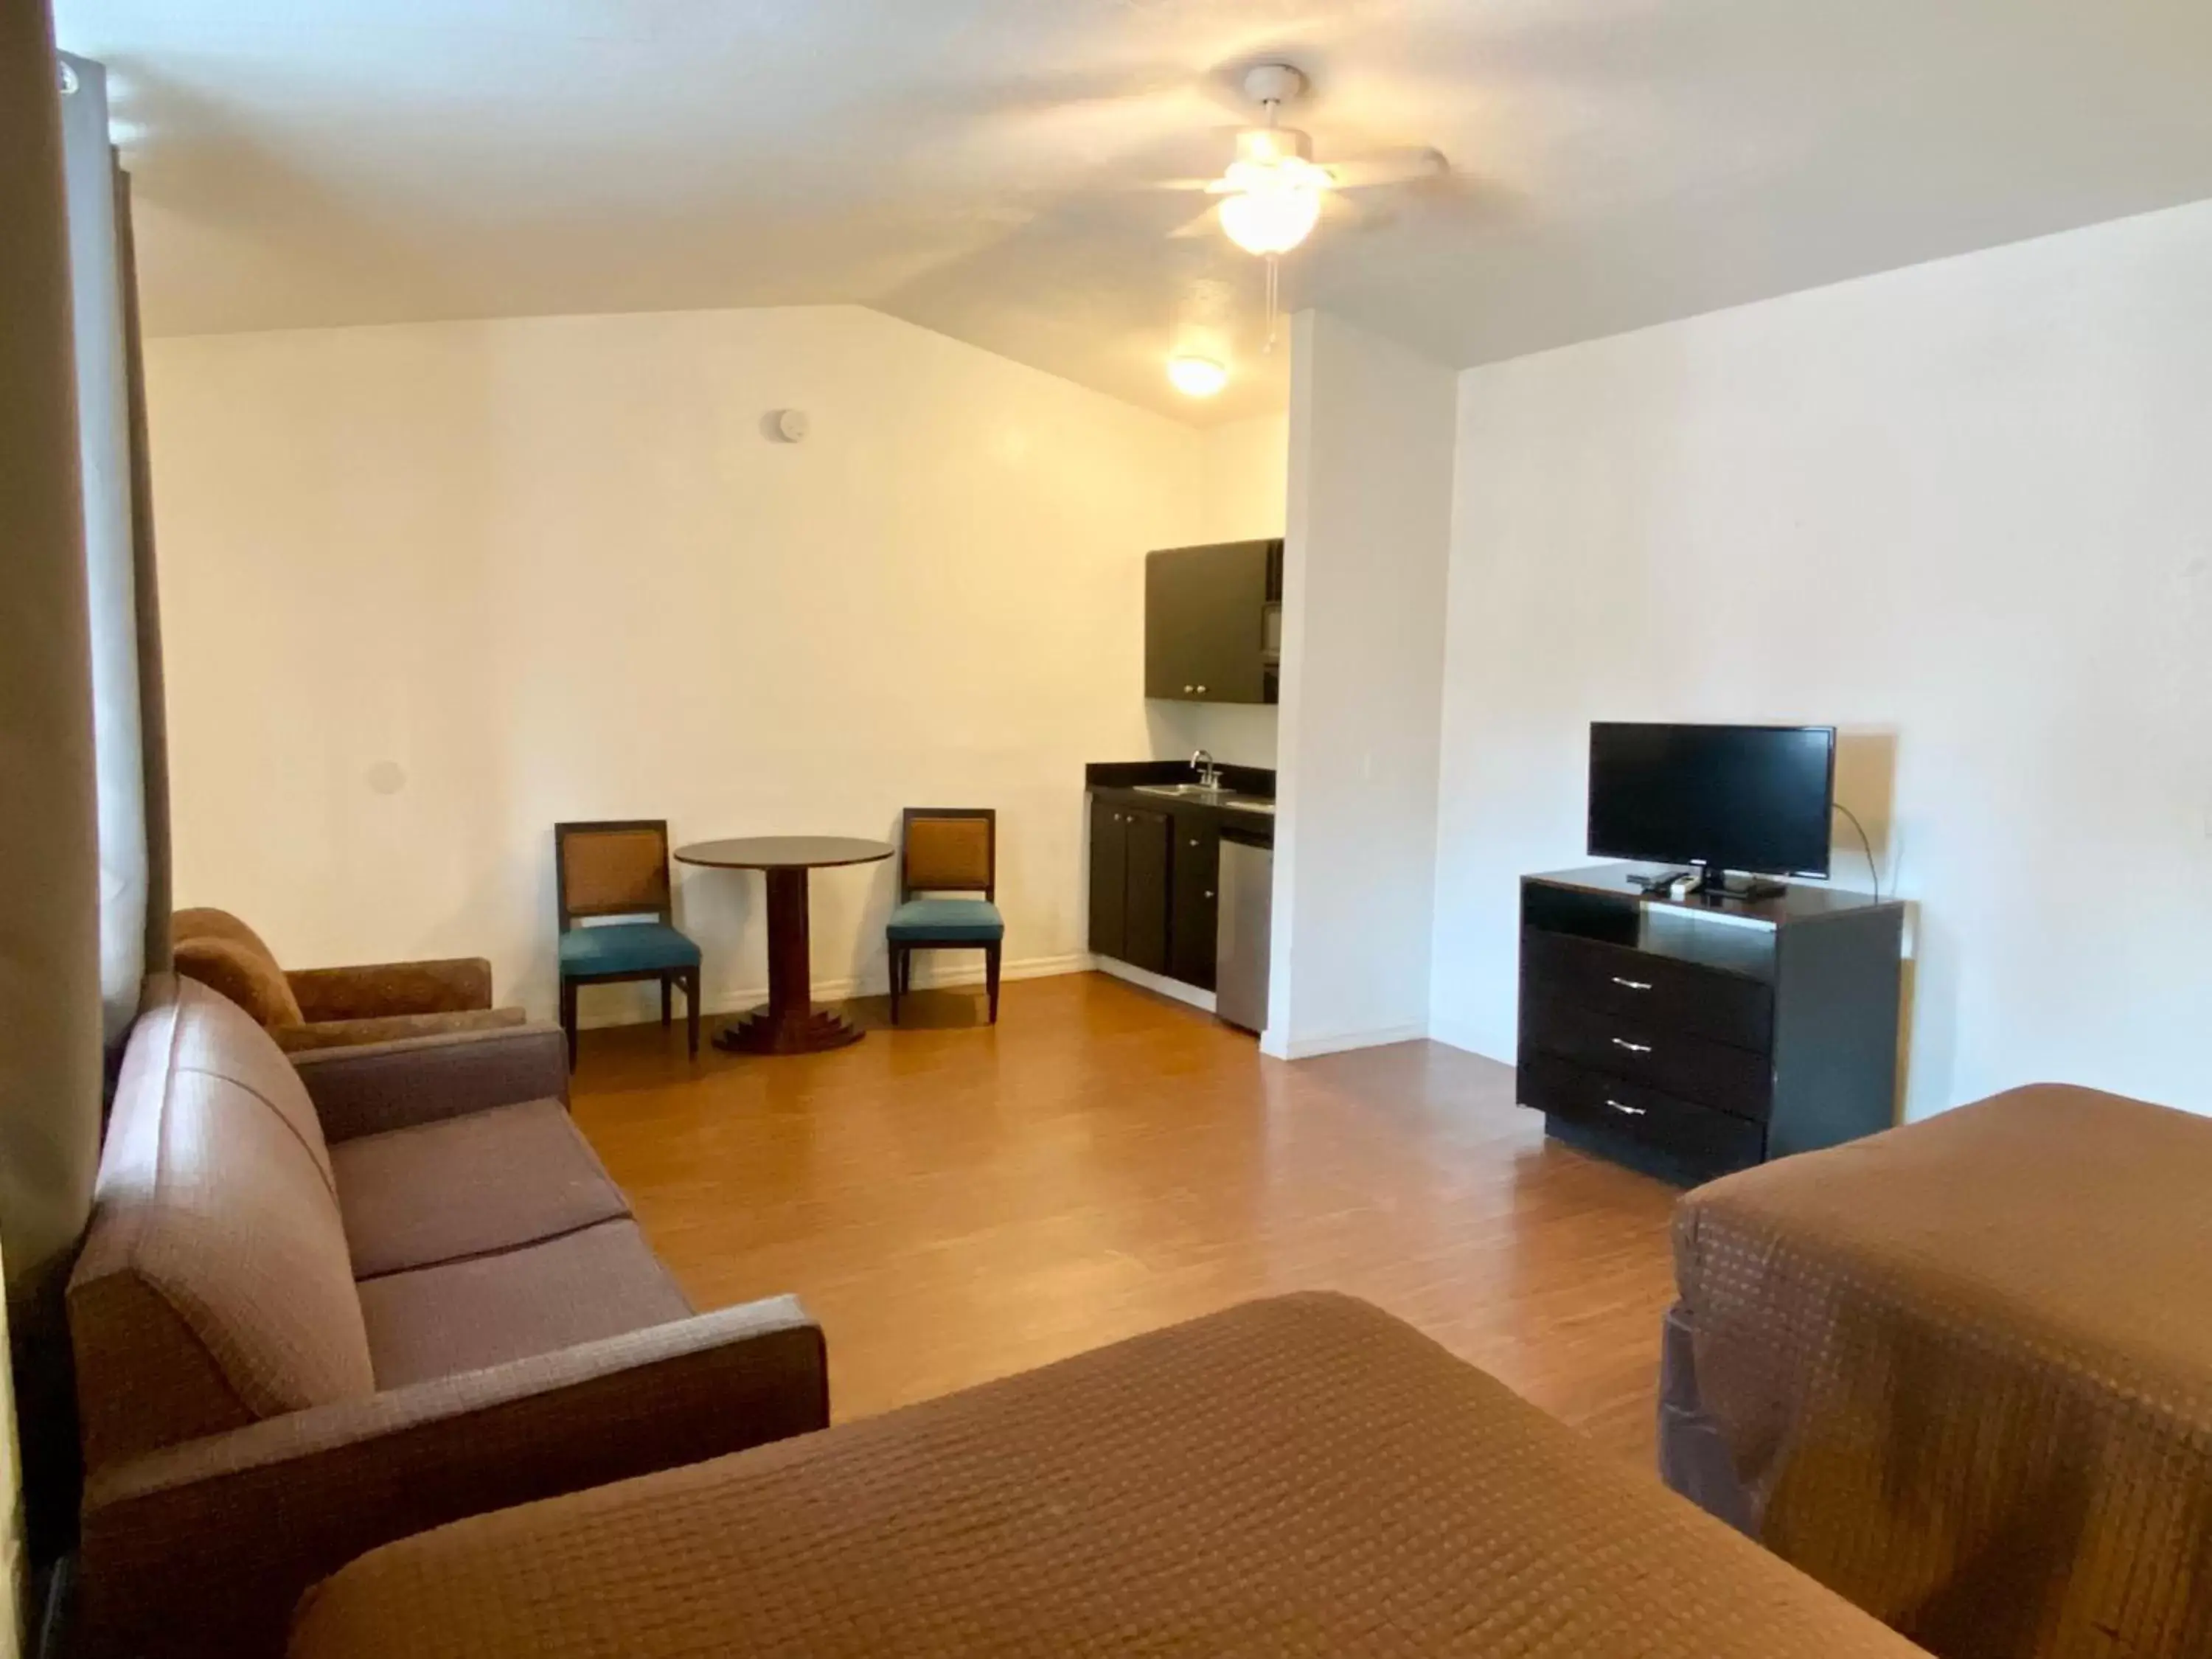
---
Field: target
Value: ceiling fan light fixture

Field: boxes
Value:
[1214,145,1331,255]
[1167,355,1229,397]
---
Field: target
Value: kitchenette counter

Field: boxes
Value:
[1085,760,1274,1020]
[1084,760,1275,841]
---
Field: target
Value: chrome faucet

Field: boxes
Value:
[1191,749,1223,791]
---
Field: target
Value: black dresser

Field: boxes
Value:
[1517,865,1905,1184]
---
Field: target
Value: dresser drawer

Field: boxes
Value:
[1521,928,1772,1052]
[1520,1051,1764,1177]
[1521,995,1772,1122]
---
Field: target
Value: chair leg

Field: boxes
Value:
[888,943,902,1025]
[559,978,579,1071]
[986,942,1002,1023]
[661,974,672,1027]
[684,966,699,1058]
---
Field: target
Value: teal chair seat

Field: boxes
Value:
[886,898,1004,943]
[558,921,700,976]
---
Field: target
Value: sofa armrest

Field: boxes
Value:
[291,1023,569,1141]
[287,957,494,1021]
[77,1296,827,1659]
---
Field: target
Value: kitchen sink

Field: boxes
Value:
[1132,783,1274,813]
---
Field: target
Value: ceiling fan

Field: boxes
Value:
[1164,63,1446,387]
[1194,64,1443,256]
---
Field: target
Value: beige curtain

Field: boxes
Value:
[58,52,150,1055]
[0,0,108,1604]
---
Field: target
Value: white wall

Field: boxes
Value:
[148,305,1207,1023]
[1145,411,1288,771]
[1432,198,2212,1119]
[1267,312,1458,1059]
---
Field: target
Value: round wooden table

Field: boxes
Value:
[673,836,895,1054]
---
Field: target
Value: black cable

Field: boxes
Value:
[1833,802,1881,901]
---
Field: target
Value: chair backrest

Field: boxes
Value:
[68,978,375,1469]
[171,905,304,1028]
[901,808,995,902]
[555,820,674,930]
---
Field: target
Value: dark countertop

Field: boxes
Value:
[1086,760,1276,840]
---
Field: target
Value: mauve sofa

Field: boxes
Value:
[291,1294,1927,1659]
[66,977,827,1659]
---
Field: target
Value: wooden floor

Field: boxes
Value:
[571,970,1681,1467]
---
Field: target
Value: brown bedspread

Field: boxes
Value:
[291,1293,1920,1658]
[1674,1083,2212,1659]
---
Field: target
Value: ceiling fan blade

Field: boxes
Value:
[1165,204,1222,240]
[1317,192,1369,228]
[1321,147,1449,191]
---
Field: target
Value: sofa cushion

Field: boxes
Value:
[69,981,374,1468]
[170,981,335,1192]
[275,1006,526,1054]
[332,1099,631,1279]
[358,1220,692,1388]
[174,932,305,1029]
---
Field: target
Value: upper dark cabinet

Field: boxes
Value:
[1145,540,1280,704]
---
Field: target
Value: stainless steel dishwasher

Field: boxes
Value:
[1214,830,1273,1033]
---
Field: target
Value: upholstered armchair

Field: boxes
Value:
[172,907,526,1053]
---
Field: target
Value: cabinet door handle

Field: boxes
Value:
[1183,684,1194,693]
[1194,684,1207,694]
[1204,890,1214,900]
[1610,1037,1652,1055]
[1604,1098,1648,1116]
[1610,976,1652,992]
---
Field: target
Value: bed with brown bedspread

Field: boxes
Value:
[1667,1082,2212,1659]
[291,1293,1923,1658]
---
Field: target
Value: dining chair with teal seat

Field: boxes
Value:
[554,818,700,1067]
[886,807,1004,1025]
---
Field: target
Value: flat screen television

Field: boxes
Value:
[1587,723,1836,880]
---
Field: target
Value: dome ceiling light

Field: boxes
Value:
[1166,355,1229,397]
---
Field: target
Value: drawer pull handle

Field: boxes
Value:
[1604,1098,1648,1116]
[1610,976,1653,991]
[1610,1037,1653,1055]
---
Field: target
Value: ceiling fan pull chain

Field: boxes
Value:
[1265,254,1279,352]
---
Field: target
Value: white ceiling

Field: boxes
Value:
[54,0,2212,425]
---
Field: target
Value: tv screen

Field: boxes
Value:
[1587,723,1836,878]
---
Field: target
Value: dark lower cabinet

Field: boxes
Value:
[1089,796,1170,975]
[1170,824,1221,991]
[1087,796,1126,960]
[1123,808,1171,974]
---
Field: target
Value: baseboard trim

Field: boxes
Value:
[1091,957,1217,1015]
[1269,1023,1429,1061]
[575,953,1092,1029]
[1422,1020,1506,1063]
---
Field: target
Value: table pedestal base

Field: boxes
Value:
[714,1006,865,1055]
[709,863,867,1056]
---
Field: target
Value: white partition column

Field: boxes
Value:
[1265,312,1457,1059]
